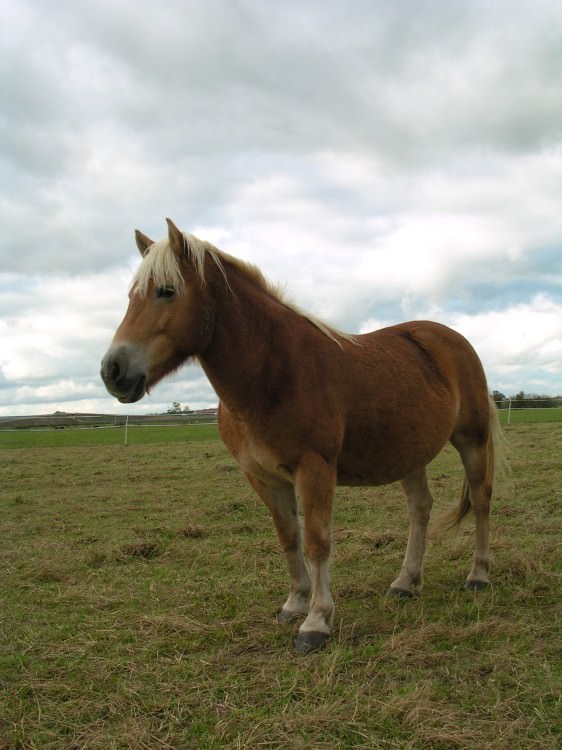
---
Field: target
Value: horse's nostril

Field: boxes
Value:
[110,360,121,382]
[101,345,146,402]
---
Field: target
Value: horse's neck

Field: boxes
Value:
[198,268,307,414]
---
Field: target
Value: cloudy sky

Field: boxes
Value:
[2,0,562,417]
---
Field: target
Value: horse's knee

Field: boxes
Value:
[304,531,331,562]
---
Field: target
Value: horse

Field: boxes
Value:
[101,218,503,654]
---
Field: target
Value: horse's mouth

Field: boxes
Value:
[105,372,146,403]
[100,344,148,404]
[115,374,146,403]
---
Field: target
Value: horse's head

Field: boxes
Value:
[100,218,214,403]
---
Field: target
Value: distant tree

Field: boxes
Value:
[492,390,507,404]
[526,393,556,408]
[508,391,560,409]
[511,391,526,408]
[167,401,182,414]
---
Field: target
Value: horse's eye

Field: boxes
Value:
[156,286,175,299]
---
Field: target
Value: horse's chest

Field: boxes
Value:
[219,406,297,487]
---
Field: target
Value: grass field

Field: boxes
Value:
[497,406,562,425]
[1,407,561,451]
[0,423,219,450]
[1,421,560,749]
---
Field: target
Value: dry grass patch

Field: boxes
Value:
[1,424,560,749]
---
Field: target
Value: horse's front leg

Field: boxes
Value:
[246,476,311,622]
[293,453,336,654]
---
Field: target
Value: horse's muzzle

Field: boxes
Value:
[100,343,147,403]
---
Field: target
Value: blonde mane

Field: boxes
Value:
[133,232,353,347]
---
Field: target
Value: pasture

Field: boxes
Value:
[1,420,560,749]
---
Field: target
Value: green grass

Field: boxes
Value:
[0,406,559,450]
[0,423,219,449]
[1,406,560,451]
[1,423,560,749]
[497,406,562,424]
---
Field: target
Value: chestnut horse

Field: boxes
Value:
[101,219,502,653]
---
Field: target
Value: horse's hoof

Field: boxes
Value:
[387,586,414,598]
[276,609,302,624]
[294,630,328,654]
[465,579,489,591]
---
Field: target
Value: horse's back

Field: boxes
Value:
[353,320,487,401]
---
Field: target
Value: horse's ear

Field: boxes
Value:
[135,230,154,257]
[166,218,185,256]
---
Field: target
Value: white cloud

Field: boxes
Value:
[1,0,562,415]
[449,294,562,372]
[356,294,562,396]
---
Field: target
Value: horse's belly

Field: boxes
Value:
[336,420,450,486]
[336,453,436,486]
[336,458,415,487]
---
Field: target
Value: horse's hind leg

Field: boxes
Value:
[389,468,434,597]
[246,475,311,621]
[462,444,492,589]
[451,436,492,589]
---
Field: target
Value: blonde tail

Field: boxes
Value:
[438,395,507,531]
